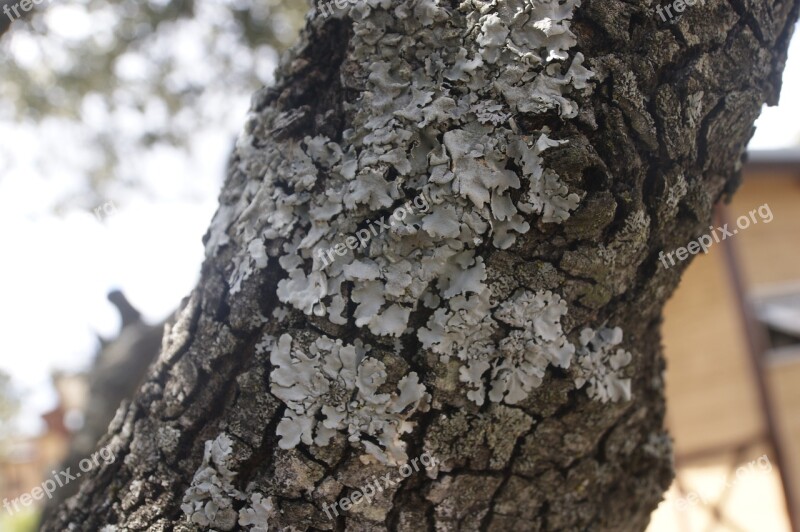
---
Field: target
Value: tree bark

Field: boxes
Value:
[44,0,798,530]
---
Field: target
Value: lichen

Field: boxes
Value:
[238,493,275,532]
[209,0,596,416]
[180,433,243,529]
[573,327,633,403]
[181,434,276,531]
[420,289,574,406]
[487,290,575,404]
[268,333,430,464]
[209,0,593,328]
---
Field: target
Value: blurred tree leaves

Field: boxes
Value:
[0,0,307,209]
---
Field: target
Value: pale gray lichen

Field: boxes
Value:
[182,434,276,530]
[509,134,581,222]
[206,0,595,410]
[238,493,275,532]
[207,0,593,333]
[420,289,574,406]
[487,290,575,404]
[181,433,243,528]
[268,333,430,464]
[418,292,496,364]
[573,327,633,403]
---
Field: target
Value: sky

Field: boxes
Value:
[0,0,267,435]
[750,30,800,150]
[0,17,798,436]
[0,126,231,434]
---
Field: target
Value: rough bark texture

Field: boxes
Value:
[45,0,797,531]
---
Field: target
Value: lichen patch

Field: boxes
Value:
[268,333,430,464]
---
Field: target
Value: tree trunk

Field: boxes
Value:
[44,1,798,530]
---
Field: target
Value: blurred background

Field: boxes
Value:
[0,1,796,531]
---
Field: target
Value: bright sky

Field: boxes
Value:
[0,126,231,434]
[0,16,798,436]
[750,29,800,149]
[0,1,264,435]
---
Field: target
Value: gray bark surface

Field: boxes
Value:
[44,1,798,531]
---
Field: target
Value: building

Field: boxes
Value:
[649,150,800,531]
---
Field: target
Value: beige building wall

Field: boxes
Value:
[650,172,800,531]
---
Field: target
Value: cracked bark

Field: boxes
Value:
[43,0,798,531]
